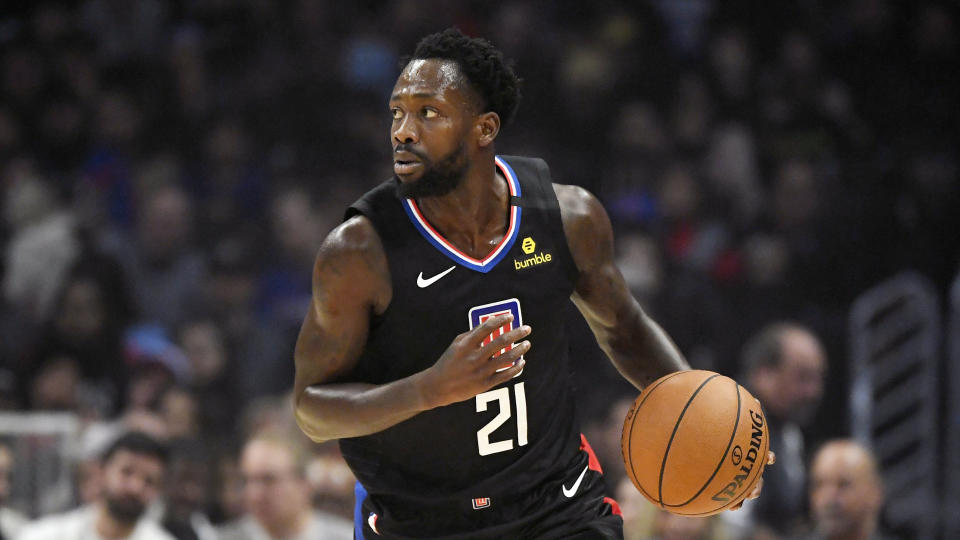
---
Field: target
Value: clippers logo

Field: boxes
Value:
[472,497,491,510]
[469,298,524,371]
[522,237,536,254]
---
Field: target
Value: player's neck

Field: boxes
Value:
[416,157,509,258]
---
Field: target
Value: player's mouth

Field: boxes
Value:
[394,160,423,176]
[394,152,424,176]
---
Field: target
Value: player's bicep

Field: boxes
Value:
[555,184,635,329]
[571,259,635,331]
[293,217,389,397]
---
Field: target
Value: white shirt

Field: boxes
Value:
[16,505,175,540]
[216,512,353,540]
[1,506,29,539]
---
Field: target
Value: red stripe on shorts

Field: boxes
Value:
[603,497,623,516]
[579,433,604,473]
[580,434,622,516]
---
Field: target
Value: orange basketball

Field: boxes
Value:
[620,370,770,516]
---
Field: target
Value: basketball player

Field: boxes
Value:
[294,28,765,539]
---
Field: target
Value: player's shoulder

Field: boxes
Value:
[498,154,547,167]
[315,215,390,305]
[320,214,387,267]
[552,184,607,228]
[498,154,552,182]
[551,183,614,268]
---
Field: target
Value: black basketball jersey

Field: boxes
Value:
[342,155,585,534]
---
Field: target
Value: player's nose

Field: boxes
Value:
[393,114,418,144]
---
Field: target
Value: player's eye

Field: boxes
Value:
[391,108,403,120]
[423,108,438,119]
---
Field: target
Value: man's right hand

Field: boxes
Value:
[419,314,531,408]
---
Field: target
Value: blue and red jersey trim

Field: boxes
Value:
[401,155,522,273]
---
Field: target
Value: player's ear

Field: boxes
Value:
[476,112,500,147]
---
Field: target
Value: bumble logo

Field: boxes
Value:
[522,237,536,254]
[515,237,552,270]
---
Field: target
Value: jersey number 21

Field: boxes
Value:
[476,382,528,456]
[468,299,529,457]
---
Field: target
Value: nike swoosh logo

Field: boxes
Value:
[562,465,589,498]
[417,266,456,288]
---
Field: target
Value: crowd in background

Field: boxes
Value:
[0,1,957,539]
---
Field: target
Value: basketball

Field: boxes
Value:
[620,370,770,516]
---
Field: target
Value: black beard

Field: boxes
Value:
[394,143,468,199]
[104,494,146,524]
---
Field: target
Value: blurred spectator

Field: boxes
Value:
[603,100,668,226]
[0,440,28,539]
[124,361,177,420]
[204,238,288,400]
[582,396,636,493]
[175,318,238,440]
[18,431,173,540]
[2,159,80,324]
[650,508,729,540]
[616,477,733,540]
[192,117,267,247]
[303,441,356,522]
[158,439,216,540]
[707,27,755,120]
[21,256,136,415]
[27,356,82,412]
[74,457,103,507]
[0,106,21,161]
[650,162,732,371]
[671,73,713,152]
[256,185,323,333]
[217,433,352,540]
[703,123,761,226]
[616,476,652,540]
[615,231,663,307]
[158,387,200,441]
[801,439,891,540]
[725,323,828,537]
[79,0,168,62]
[0,366,17,411]
[79,87,145,229]
[110,183,206,330]
[210,455,244,526]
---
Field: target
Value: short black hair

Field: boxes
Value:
[408,28,522,125]
[740,322,808,378]
[101,431,169,466]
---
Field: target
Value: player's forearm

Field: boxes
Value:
[597,300,690,389]
[294,375,432,443]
